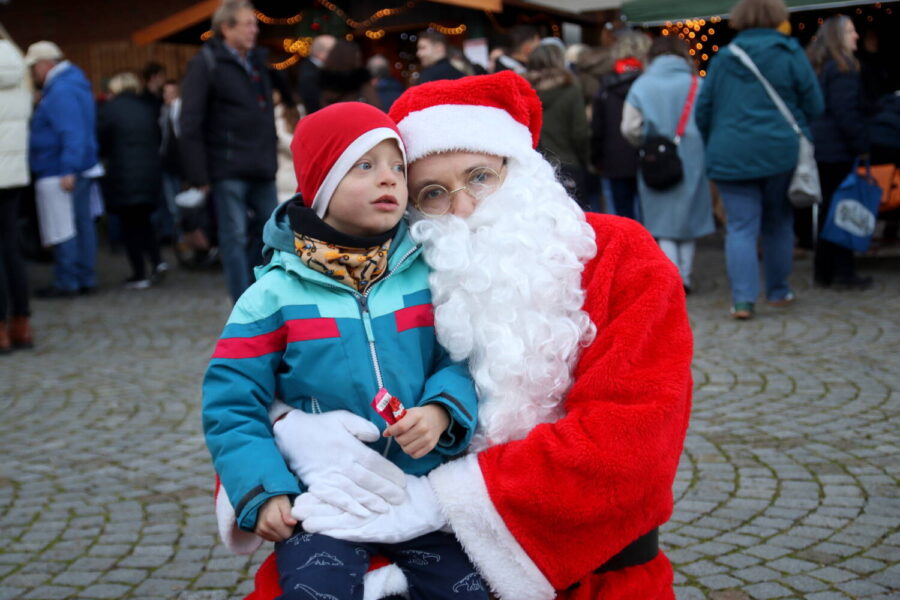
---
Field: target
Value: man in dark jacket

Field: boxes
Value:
[180,0,277,302]
[295,34,335,114]
[415,31,464,85]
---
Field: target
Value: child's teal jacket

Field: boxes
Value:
[203,202,478,532]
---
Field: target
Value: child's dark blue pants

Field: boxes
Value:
[274,528,489,600]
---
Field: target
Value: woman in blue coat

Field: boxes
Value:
[808,15,872,290]
[695,0,823,319]
[622,36,714,294]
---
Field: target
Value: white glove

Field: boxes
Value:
[273,409,406,517]
[292,474,447,544]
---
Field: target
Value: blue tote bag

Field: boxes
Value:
[820,160,882,252]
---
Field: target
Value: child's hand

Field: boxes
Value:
[255,495,297,542]
[383,404,450,459]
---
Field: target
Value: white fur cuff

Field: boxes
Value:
[428,455,555,600]
[215,485,264,555]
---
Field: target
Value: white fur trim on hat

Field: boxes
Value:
[428,454,555,600]
[397,105,533,163]
[311,127,405,218]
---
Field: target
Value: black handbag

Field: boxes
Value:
[638,75,698,191]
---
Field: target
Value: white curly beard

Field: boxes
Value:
[410,151,598,452]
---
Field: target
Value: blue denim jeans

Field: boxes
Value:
[212,178,277,302]
[53,175,96,291]
[716,170,794,305]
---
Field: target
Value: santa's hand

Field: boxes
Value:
[273,410,406,516]
[292,474,447,544]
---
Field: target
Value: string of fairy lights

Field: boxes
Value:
[659,16,722,77]
[654,2,895,74]
[199,1,469,70]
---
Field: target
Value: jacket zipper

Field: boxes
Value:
[291,244,420,457]
[358,244,419,457]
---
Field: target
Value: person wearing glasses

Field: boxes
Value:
[238,72,692,600]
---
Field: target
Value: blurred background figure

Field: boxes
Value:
[415,30,464,84]
[0,24,33,352]
[808,15,873,290]
[564,42,589,73]
[591,30,650,220]
[158,79,182,243]
[487,46,507,74]
[574,45,613,109]
[140,61,166,112]
[26,40,100,299]
[295,34,334,115]
[179,0,278,303]
[494,24,540,74]
[525,43,590,208]
[319,39,380,107]
[447,44,483,76]
[622,36,715,294]
[97,72,166,290]
[272,87,300,203]
[367,54,404,111]
[695,0,823,319]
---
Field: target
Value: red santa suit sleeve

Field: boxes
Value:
[427,214,692,599]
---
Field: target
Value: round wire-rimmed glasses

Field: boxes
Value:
[412,165,504,216]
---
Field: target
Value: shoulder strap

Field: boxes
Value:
[729,43,801,135]
[675,75,699,141]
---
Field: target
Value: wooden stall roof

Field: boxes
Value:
[132,0,219,46]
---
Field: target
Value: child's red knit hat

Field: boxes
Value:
[291,102,406,218]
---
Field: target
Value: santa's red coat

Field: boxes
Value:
[241,213,692,599]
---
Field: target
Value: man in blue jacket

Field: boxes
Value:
[25,41,99,298]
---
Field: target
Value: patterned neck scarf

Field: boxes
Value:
[294,233,392,293]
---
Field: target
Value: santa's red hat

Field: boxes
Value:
[388,71,542,163]
[291,102,406,218]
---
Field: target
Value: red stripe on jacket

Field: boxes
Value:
[212,318,340,359]
[395,304,434,332]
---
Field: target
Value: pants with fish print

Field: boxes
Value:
[274,528,490,600]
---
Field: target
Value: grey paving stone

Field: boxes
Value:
[132,578,190,596]
[743,582,794,599]
[809,566,856,583]
[20,585,78,599]
[75,583,132,598]
[50,570,100,586]
[674,586,707,600]
[781,574,829,593]
[698,574,745,590]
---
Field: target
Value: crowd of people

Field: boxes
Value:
[0,0,897,330]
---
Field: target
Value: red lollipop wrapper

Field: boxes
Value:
[371,388,407,425]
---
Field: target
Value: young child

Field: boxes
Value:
[202,102,488,600]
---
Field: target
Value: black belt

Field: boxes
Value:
[562,528,659,592]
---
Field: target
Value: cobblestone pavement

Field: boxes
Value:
[1,239,897,600]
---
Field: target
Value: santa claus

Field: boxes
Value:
[218,71,692,600]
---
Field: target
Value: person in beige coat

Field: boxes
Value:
[0,25,34,353]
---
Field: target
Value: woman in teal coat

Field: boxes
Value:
[695,0,823,319]
[622,37,714,293]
